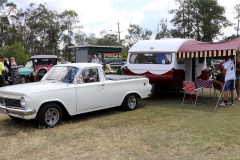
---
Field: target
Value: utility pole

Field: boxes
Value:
[110,22,123,46]
[117,22,121,46]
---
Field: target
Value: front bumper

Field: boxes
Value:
[0,105,36,116]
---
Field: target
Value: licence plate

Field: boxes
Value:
[0,108,7,114]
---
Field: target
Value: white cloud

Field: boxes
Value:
[115,0,126,2]
[135,0,143,2]
[142,0,173,12]
[217,0,238,38]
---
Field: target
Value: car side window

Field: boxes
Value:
[81,68,99,83]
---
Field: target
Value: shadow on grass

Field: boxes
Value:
[0,117,38,133]
[63,106,126,124]
[0,91,229,131]
[0,106,127,131]
[141,91,224,113]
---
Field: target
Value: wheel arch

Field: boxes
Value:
[37,101,70,118]
[121,92,141,104]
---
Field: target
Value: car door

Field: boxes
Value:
[75,68,105,111]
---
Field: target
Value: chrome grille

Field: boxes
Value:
[4,98,21,108]
[38,69,47,76]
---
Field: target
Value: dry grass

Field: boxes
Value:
[0,89,240,159]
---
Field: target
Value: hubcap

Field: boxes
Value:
[128,95,136,109]
[44,108,59,126]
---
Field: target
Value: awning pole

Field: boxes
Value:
[233,52,237,108]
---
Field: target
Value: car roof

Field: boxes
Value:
[55,63,103,68]
[30,55,58,59]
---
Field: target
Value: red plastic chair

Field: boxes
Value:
[182,81,205,106]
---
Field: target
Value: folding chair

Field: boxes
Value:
[182,81,205,106]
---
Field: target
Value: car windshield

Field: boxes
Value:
[33,58,57,65]
[42,66,79,84]
[25,61,33,68]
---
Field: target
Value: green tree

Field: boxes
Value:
[0,42,29,65]
[0,0,17,48]
[25,3,58,55]
[155,19,170,39]
[169,0,194,39]
[233,4,240,37]
[121,45,128,61]
[169,0,232,42]
[124,24,152,49]
[221,34,239,41]
[60,10,83,61]
[84,33,98,45]
[95,30,119,46]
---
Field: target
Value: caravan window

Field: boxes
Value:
[129,53,172,64]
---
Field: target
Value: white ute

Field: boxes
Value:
[0,63,152,127]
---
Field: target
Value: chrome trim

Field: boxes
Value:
[2,96,20,100]
[0,105,36,116]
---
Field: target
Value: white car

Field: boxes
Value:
[0,63,152,127]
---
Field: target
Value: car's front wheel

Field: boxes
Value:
[36,103,62,128]
[121,94,138,111]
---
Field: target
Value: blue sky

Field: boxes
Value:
[11,0,238,40]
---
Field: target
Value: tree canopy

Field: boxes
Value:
[0,42,29,65]
[124,24,152,49]
[169,0,232,42]
[0,0,238,62]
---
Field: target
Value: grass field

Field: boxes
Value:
[0,89,240,160]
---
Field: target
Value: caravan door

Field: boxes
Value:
[185,57,206,82]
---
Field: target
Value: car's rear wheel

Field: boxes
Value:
[36,103,62,128]
[121,94,138,111]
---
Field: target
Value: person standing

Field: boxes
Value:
[4,58,11,84]
[220,56,236,106]
[57,59,60,65]
[235,53,240,100]
[71,58,75,63]
[0,55,6,87]
[9,57,20,85]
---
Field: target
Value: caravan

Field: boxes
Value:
[124,39,207,92]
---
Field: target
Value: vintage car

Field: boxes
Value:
[0,63,152,127]
[26,55,57,82]
[18,61,34,83]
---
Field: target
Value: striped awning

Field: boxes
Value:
[177,38,240,58]
[177,49,236,58]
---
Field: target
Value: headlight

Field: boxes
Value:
[20,97,26,107]
[33,71,37,76]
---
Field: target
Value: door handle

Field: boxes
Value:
[102,84,104,86]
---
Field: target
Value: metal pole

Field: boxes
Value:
[233,53,237,108]
[118,22,121,46]
[214,81,227,113]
